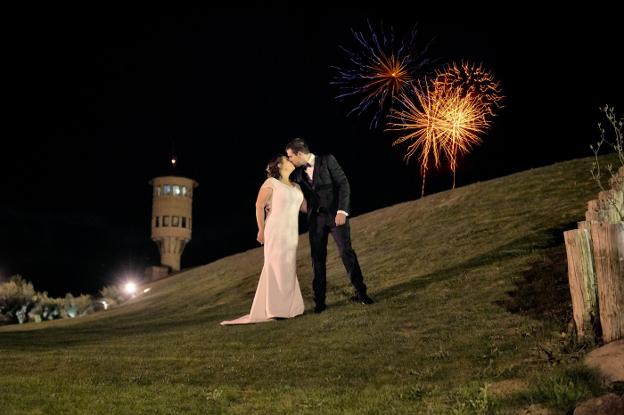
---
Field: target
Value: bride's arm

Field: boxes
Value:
[293,183,307,213]
[255,186,272,244]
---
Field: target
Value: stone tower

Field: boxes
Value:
[149,167,198,271]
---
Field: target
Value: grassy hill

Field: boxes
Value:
[1,156,619,414]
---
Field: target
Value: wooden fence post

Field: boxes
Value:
[598,190,623,222]
[608,171,624,193]
[564,228,599,338]
[590,222,624,343]
[586,200,600,222]
[578,221,595,233]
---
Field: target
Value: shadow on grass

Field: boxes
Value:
[370,223,576,311]
[495,221,579,325]
[496,246,570,322]
[0,305,231,350]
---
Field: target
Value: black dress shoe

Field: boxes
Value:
[350,294,375,305]
[314,304,326,313]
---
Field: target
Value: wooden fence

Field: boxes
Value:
[564,166,624,342]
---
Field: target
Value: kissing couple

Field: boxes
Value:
[221,138,374,325]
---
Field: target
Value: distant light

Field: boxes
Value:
[124,282,137,295]
[171,156,177,167]
[143,288,151,293]
[100,300,109,310]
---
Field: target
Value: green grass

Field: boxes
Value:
[520,365,603,412]
[1,156,617,414]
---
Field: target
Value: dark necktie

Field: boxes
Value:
[304,163,313,185]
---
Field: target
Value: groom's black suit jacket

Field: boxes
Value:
[290,154,351,219]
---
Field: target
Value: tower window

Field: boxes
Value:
[163,216,170,226]
[155,216,160,227]
[172,216,179,227]
[163,185,172,195]
[182,186,187,196]
[155,186,162,196]
[181,217,187,228]
[173,185,181,196]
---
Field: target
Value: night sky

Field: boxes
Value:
[2,6,622,297]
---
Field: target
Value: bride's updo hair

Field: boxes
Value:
[266,155,284,179]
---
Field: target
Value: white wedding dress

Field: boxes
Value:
[221,178,305,325]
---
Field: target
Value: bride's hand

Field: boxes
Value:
[257,229,265,245]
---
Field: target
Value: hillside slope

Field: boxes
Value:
[0,156,614,414]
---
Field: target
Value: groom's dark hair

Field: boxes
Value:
[286,138,309,154]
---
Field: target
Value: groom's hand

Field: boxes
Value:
[335,212,347,226]
[257,229,265,245]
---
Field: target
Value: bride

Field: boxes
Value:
[220,155,306,325]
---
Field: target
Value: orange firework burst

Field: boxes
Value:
[362,52,412,109]
[388,78,494,196]
[434,61,504,117]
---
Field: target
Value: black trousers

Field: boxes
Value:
[308,211,367,306]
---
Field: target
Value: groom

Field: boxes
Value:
[286,138,374,313]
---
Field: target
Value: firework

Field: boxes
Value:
[388,79,492,195]
[433,61,504,117]
[332,21,432,128]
